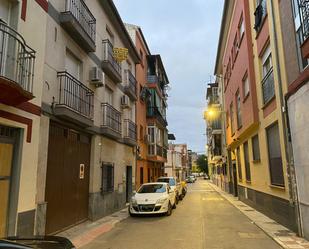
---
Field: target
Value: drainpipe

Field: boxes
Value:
[269,0,303,236]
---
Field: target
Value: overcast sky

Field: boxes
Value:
[114,0,224,153]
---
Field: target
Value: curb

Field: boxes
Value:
[209,182,309,249]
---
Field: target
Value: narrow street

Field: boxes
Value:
[82,180,281,249]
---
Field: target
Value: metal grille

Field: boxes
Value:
[0,21,35,93]
[300,0,309,40]
[102,40,121,75]
[101,163,114,193]
[101,103,122,134]
[57,71,94,119]
[0,126,16,138]
[64,0,96,42]
[124,119,137,141]
[124,69,137,95]
[262,69,275,104]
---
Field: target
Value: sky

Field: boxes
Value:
[114,0,224,153]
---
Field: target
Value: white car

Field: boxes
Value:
[129,182,176,216]
[157,176,182,202]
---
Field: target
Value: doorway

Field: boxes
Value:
[126,166,132,203]
[232,161,238,197]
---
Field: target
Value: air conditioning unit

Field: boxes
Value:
[121,95,130,108]
[89,67,104,87]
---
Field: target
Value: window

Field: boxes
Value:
[232,34,239,62]
[101,163,114,193]
[105,86,113,105]
[140,167,144,184]
[106,25,114,45]
[230,102,235,135]
[243,73,250,98]
[236,90,242,129]
[139,125,143,140]
[266,123,284,186]
[65,50,82,80]
[237,147,242,180]
[261,45,275,104]
[254,0,267,32]
[238,15,245,40]
[252,135,260,161]
[243,141,251,182]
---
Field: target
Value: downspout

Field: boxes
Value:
[269,0,303,236]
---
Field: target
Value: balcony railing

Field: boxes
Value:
[64,0,96,42]
[124,119,137,141]
[101,103,121,134]
[254,0,267,32]
[300,0,309,40]
[262,68,275,104]
[102,40,122,81]
[147,75,158,83]
[0,21,35,93]
[147,107,168,127]
[123,69,137,100]
[57,71,94,118]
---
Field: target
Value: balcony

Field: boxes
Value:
[299,0,309,58]
[102,40,122,83]
[147,144,167,163]
[262,68,275,105]
[147,75,158,84]
[123,119,137,146]
[60,0,96,52]
[101,103,122,140]
[0,21,35,106]
[147,107,168,127]
[123,70,137,101]
[54,71,94,127]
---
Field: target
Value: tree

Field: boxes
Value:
[196,154,208,174]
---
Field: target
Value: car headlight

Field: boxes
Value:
[156,197,168,204]
[131,197,137,205]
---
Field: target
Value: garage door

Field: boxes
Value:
[45,122,91,234]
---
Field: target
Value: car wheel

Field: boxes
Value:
[179,194,183,201]
[175,195,179,204]
[173,199,177,209]
[166,202,172,216]
[128,207,136,217]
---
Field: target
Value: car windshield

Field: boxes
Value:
[138,184,166,193]
[157,178,176,186]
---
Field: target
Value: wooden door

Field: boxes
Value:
[0,143,13,237]
[45,123,90,234]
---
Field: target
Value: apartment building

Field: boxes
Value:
[36,0,140,234]
[0,0,48,237]
[279,0,309,239]
[146,55,169,181]
[125,24,151,189]
[205,82,228,191]
[215,0,298,232]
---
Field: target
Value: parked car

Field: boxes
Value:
[157,176,182,202]
[0,236,75,249]
[203,174,210,180]
[129,182,176,216]
[185,176,194,183]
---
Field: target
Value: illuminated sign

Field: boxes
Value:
[113,47,128,62]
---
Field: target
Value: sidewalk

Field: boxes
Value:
[57,207,129,248]
[209,182,309,249]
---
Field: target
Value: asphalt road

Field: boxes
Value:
[83,180,282,249]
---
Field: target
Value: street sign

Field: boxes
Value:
[113,47,128,62]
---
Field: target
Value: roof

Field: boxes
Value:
[148,54,170,84]
[125,23,151,56]
[141,182,169,185]
[168,133,176,140]
[100,0,141,63]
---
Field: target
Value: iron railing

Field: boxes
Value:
[300,0,309,40]
[262,68,275,104]
[0,21,35,93]
[57,71,94,118]
[147,75,158,83]
[64,0,96,42]
[101,103,122,134]
[102,39,121,75]
[124,69,137,95]
[147,107,167,127]
[124,119,137,141]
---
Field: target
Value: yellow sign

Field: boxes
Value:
[113,47,128,62]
